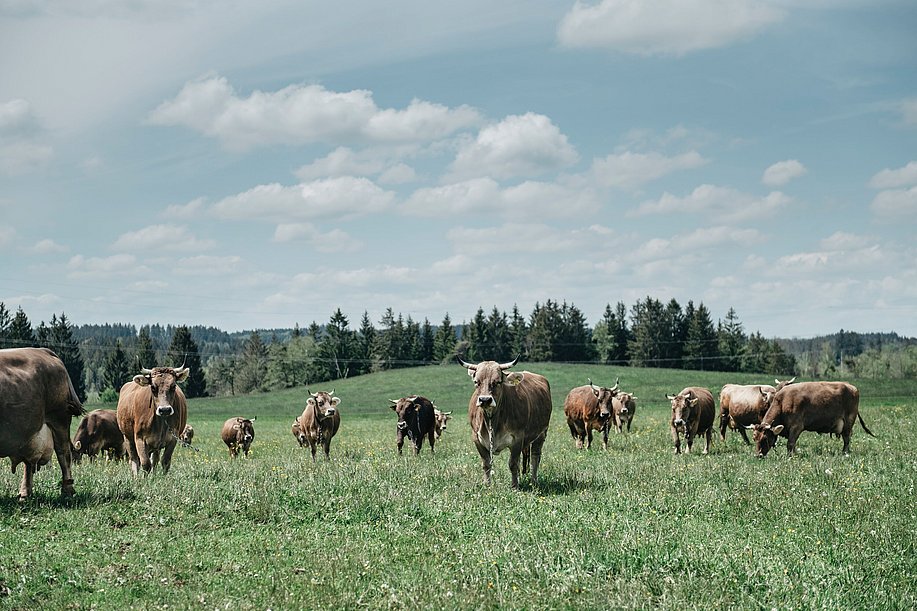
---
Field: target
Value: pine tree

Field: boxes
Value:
[135,326,157,370]
[528,301,562,362]
[465,307,487,361]
[43,313,86,402]
[592,304,616,364]
[432,313,457,364]
[167,325,207,398]
[559,301,594,362]
[717,307,746,373]
[741,331,770,374]
[485,307,511,362]
[0,302,11,349]
[610,301,631,364]
[509,305,528,360]
[420,318,435,364]
[683,302,718,371]
[237,331,269,392]
[103,340,131,392]
[629,297,667,368]
[316,309,355,380]
[265,333,294,390]
[8,306,35,347]
[355,311,377,375]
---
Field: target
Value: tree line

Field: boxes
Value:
[2,299,914,401]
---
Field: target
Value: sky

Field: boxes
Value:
[1,0,916,339]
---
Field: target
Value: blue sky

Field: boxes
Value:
[1,0,915,338]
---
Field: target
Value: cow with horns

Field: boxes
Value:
[460,357,552,489]
[297,389,341,461]
[389,395,436,455]
[563,378,619,450]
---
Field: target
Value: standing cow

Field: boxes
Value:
[748,381,873,457]
[666,387,715,455]
[433,408,453,440]
[298,389,341,461]
[116,366,189,475]
[72,409,127,462]
[719,378,795,444]
[389,395,436,455]
[460,357,552,489]
[612,391,637,434]
[564,378,619,450]
[0,347,82,499]
[291,418,307,447]
[221,416,256,458]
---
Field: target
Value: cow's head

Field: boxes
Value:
[747,422,784,457]
[180,424,194,445]
[615,391,636,416]
[390,396,422,432]
[133,366,189,417]
[774,377,796,392]
[589,377,619,422]
[667,390,698,432]
[307,389,340,421]
[292,419,307,445]
[433,408,452,439]
[460,357,522,418]
[232,417,256,444]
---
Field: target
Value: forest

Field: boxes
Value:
[1,298,914,401]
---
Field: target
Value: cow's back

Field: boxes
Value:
[771,381,859,432]
[505,371,552,440]
[721,384,773,423]
[564,386,598,421]
[686,386,715,432]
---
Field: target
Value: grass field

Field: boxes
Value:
[1,364,916,610]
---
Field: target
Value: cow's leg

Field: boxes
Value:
[685,431,694,453]
[508,445,523,489]
[703,428,712,455]
[626,417,632,433]
[160,440,177,474]
[738,426,751,445]
[125,436,141,475]
[309,440,317,462]
[134,438,154,474]
[48,420,75,496]
[585,427,593,450]
[672,427,682,454]
[18,462,36,500]
[474,442,493,485]
[529,434,546,486]
[150,448,161,472]
[785,429,800,456]
[413,431,422,456]
[602,425,609,450]
[323,437,332,460]
[428,430,435,455]
[396,430,405,456]
[719,412,729,441]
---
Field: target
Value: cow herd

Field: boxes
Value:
[0,347,876,500]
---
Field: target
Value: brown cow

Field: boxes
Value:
[298,389,341,461]
[666,387,715,454]
[460,357,552,489]
[563,378,619,450]
[433,408,452,440]
[221,417,256,458]
[291,418,307,447]
[116,366,189,475]
[389,395,436,455]
[180,424,194,446]
[612,391,637,434]
[0,347,83,499]
[72,409,127,462]
[719,378,795,444]
[748,381,874,457]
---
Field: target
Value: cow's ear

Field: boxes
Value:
[505,372,525,386]
[306,397,316,408]
[744,424,755,430]
[688,398,699,406]
[133,375,150,386]
[772,424,784,435]
[331,397,341,407]
[467,367,475,378]
[175,368,190,382]
[233,424,241,430]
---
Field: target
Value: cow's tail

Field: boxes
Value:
[66,373,85,417]
[857,413,876,438]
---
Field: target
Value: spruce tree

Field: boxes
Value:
[683,302,718,371]
[8,306,35,347]
[237,330,269,392]
[0,302,11,348]
[432,313,457,364]
[465,307,487,361]
[509,305,528,360]
[355,311,377,375]
[103,340,131,392]
[484,307,511,362]
[420,318,435,364]
[43,313,86,401]
[167,325,207,398]
[717,307,746,373]
[135,326,157,370]
[628,297,667,368]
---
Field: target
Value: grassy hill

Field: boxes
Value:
[1,364,915,609]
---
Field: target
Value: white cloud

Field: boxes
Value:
[402,178,501,217]
[294,146,417,184]
[762,159,807,187]
[111,224,215,252]
[148,75,480,151]
[0,98,53,174]
[273,224,362,252]
[446,223,581,254]
[557,0,784,56]
[0,226,14,248]
[901,98,917,126]
[869,161,917,189]
[173,255,243,276]
[32,238,67,254]
[447,113,578,181]
[273,223,317,243]
[212,176,395,223]
[165,197,207,219]
[871,186,917,218]
[630,184,791,222]
[592,150,707,189]
[66,253,139,279]
[378,162,417,185]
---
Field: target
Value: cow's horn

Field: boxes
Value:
[329,389,335,396]
[610,377,620,392]
[498,356,520,370]
[588,378,600,392]
[140,367,153,375]
[390,399,399,404]
[458,358,477,370]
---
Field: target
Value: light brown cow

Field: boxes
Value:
[221,417,256,458]
[563,378,619,450]
[72,409,127,462]
[460,357,552,489]
[0,347,83,499]
[433,408,452,440]
[116,366,189,475]
[180,424,194,446]
[611,391,637,434]
[298,389,341,461]
[748,381,873,457]
[666,387,715,454]
[291,418,307,447]
[719,378,795,444]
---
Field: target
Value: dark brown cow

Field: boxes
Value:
[563,378,619,450]
[389,395,436,455]
[72,409,127,462]
[291,418,306,447]
[433,408,452,440]
[221,416,256,458]
[298,389,341,461]
[666,387,715,454]
[116,366,189,475]
[748,381,874,457]
[0,347,82,499]
[612,391,637,434]
[180,424,194,446]
[460,357,552,489]
[719,378,795,444]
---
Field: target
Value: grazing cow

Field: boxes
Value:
[0,347,83,499]
[748,381,874,457]
[389,395,436,455]
[666,387,715,454]
[291,418,307,447]
[433,408,453,440]
[719,378,796,445]
[221,417,256,458]
[460,357,552,489]
[612,391,637,434]
[563,378,619,450]
[298,389,341,461]
[180,424,194,446]
[116,366,189,475]
[72,409,127,462]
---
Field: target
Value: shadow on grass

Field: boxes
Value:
[0,488,137,513]
[521,472,598,496]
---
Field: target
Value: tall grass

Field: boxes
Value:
[1,365,915,609]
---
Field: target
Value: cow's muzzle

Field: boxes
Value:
[326,408,336,416]
[599,412,611,421]
[397,421,408,431]
[477,395,494,408]
[156,405,174,417]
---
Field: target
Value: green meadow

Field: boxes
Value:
[1,364,915,610]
